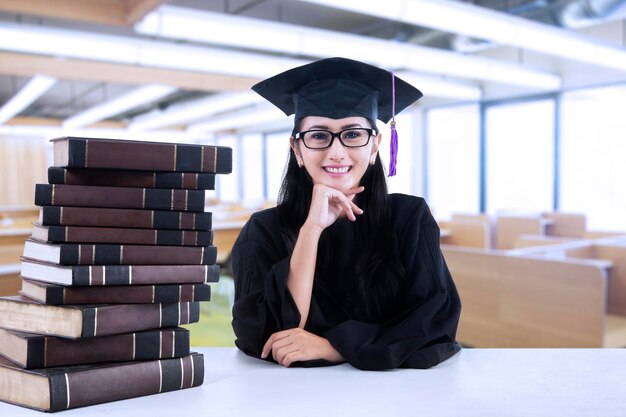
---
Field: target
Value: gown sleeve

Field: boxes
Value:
[230,212,302,359]
[324,201,462,370]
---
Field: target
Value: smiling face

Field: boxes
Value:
[290,116,382,193]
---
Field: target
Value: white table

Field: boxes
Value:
[2,348,626,416]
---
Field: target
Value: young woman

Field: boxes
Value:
[231,57,461,370]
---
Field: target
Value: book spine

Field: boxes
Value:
[48,167,216,190]
[43,283,211,304]
[61,137,231,173]
[48,353,204,411]
[83,302,200,337]
[40,206,212,230]
[25,328,190,368]
[45,225,212,246]
[56,244,217,265]
[35,184,205,212]
[69,264,220,285]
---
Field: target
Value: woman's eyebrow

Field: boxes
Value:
[305,123,363,130]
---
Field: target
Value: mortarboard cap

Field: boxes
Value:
[251,57,423,176]
[252,57,422,123]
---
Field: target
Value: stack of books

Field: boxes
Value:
[0,137,232,412]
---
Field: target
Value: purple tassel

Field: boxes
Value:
[389,121,398,177]
[388,71,398,177]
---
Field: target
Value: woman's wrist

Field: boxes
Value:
[300,221,324,239]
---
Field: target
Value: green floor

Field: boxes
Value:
[183,276,236,347]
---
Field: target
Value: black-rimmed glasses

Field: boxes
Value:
[294,128,377,149]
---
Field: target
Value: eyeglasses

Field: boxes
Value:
[294,128,377,149]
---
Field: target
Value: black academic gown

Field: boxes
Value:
[231,194,461,370]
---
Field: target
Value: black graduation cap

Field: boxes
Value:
[251,57,423,176]
[252,57,422,123]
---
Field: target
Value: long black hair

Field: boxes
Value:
[276,119,406,320]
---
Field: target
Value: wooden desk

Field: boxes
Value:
[1,348,625,416]
[212,220,246,266]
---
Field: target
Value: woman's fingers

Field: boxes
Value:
[274,344,300,366]
[261,330,291,358]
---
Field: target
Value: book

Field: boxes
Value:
[48,167,216,190]
[0,295,200,338]
[52,136,232,173]
[21,279,211,305]
[0,352,204,412]
[20,259,220,286]
[22,238,217,265]
[35,184,206,212]
[39,206,212,230]
[0,327,190,368]
[31,223,213,246]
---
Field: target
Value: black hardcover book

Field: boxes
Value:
[52,136,232,173]
[32,223,213,246]
[48,167,216,190]
[23,239,217,265]
[38,206,212,230]
[35,184,206,212]
[20,259,221,286]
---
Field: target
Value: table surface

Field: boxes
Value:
[2,347,626,417]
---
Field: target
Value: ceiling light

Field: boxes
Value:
[396,72,482,100]
[62,84,176,129]
[187,105,290,133]
[0,75,57,125]
[297,0,626,72]
[0,124,209,142]
[129,91,263,131]
[0,21,304,80]
[134,5,559,90]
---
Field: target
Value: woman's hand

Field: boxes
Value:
[304,184,364,232]
[261,328,344,367]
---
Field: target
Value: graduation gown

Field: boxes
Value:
[231,193,461,370]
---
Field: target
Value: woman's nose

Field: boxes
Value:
[327,136,348,159]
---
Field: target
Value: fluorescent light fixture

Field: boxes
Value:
[297,0,626,72]
[187,104,290,133]
[0,124,209,142]
[62,84,176,129]
[134,5,559,90]
[129,91,263,131]
[395,72,482,100]
[0,75,57,125]
[0,21,304,80]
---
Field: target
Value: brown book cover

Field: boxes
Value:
[52,136,231,173]
[22,238,217,265]
[32,223,213,246]
[0,327,190,368]
[39,206,212,230]
[21,279,211,305]
[0,295,200,338]
[35,184,206,212]
[20,258,220,286]
[0,352,204,412]
[48,167,216,190]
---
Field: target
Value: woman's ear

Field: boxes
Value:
[370,131,383,156]
[290,137,304,168]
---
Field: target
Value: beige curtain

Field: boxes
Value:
[0,136,49,207]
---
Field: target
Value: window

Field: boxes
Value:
[240,133,265,205]
[265,131,291,203]
[215,135,239,202]
[485,99,555,215]
[560,85,626,232]
[426,105,480,220]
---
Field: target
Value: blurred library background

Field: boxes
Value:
[1,0,626,348]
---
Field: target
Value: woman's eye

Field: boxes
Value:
[311,133,330,140]
[343,131,361,139]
